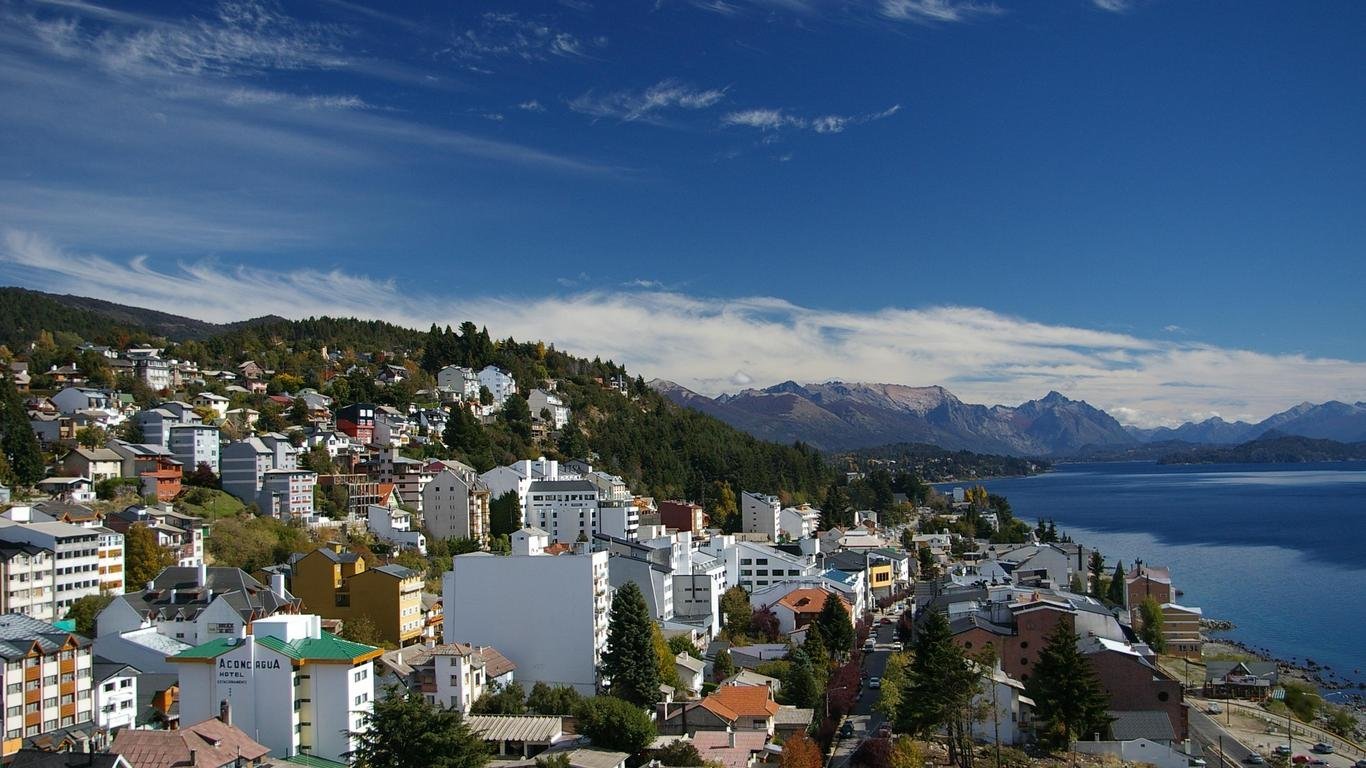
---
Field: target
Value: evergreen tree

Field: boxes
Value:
[556,418,589,458]
[815,593,854,655]
[917,546,938,579]
[0,372,43,486]
[1137,597,1166,652]
[1045,519,1058,542]
[1088,550,1105,597]
[712,649,735,682]
[601,582,660,707]
[1026,619,1112,750]
[351,685,491,768]
[719,586,751,637]
[526,682,583,715]
[802,625,830,671]
[895,612,973,737]
[489,491,521,537]
[502,393,533,442]
[822,484,853,529]
[1107,561,1126,606]
[784,648,820,709]
[471,681,526,714]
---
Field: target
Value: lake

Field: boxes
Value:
[938,461,1366,690]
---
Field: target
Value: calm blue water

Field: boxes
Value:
[938,461,1366,689]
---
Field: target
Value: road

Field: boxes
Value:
[829,615,898,767]
[1189,700,1363,768]
[1190,709,1257,768]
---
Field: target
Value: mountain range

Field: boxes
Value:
[651,379,1366,457]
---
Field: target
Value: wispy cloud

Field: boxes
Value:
[5,230,1364,429]
[570,79,727,122]
[879,0,1004,24]
[518,99,545,112]
[722,103,900,133]
[1091,0,1131,12]
[446,12,593,64]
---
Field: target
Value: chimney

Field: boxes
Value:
[189,750,197,766]
[197,562,207,588]
[219,699,231,726]
[727,728,736,748]
[271,572,287,598]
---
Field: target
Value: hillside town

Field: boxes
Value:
[0,335,1359,768]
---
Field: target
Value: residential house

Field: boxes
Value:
[763,587,852,636]
[91,658,139,735]
[406,643,516,714]
[674,652,704,697]
[336,403,377,445]
[477,366,517,406]
[367,505,427,555]
[442,527,610,693]
[110,715,268,768]
[1203,661,1278,701]
[50,387,113,417]
[168,614,379,764]
[527,389,570,430]
[190,392,229,419]
[1081,635,1187,741]
[58,448,123,483]
[436,366,480,400]
[289,546,425,647]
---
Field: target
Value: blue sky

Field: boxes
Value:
[1,0,1364,426]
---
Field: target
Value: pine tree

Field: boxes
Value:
[895,611,974,738]
[0,372,43,486]
[1137,597,1166,652]
[816,593,854,655]
[1088,551,1105,597]
[601,582,660,707]
[1107,561,1126,606]
[784,648,820,709]
[802,625,830,671]
[351,686,491,768]
[1026,619,1113,750]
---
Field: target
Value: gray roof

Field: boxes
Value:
[92,657,140,683]
[116,566,299,624]
[466,714,563,743]
[372,564,419,579]
[948,614,1013,637]
[1107,710,1175,742]
[10,750,126,768]
[1205,660,1278,682]
[0,614,89,661]
[528,479,598,492]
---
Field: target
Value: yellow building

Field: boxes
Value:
[289,545,425,648]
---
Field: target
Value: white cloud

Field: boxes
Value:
[723,104,900,133]
[570,79,727,122]
[879,0,1003,24]
[1092,0,1131,12]
[4,230,1364,429]
[447,12,591,63]
[518,99,545,112]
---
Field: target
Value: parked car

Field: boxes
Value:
[869,677,882,689]
[889,641,904,652]
[1311,744,1334,755]
[1206,703,1223,714]
[1353,760,1366,768]
[839,721,854,739]
[1244,754,1265,765]
[1274,746,1292,756]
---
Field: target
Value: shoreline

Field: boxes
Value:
[1203,634,1365,707]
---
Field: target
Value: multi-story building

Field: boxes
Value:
[0,614,95,759]
[96,565,300,674]
[778,505,820,541]
[436,366,481,400]
[479,457,574,526]
[422,469,491,544]
[1160,602,1203,660]
[527,389,570,430]
[741,492,781,541]
[406,643,516,715]
[289,547,425,648]
[526,480,600,543]
[58,448,123,483]
[443,528,609,693]
[336,403,376,445]
[168,424,220,475]
[1125,563,1174,627]
[91,659,138,735]
[136,403,201,449]
[373,406,411,448]
[258,469,318,522]
[366,449,432,512]
[170,614,380,764]
[104,506,204,568]
[0,521,102,618]
[0,545,56,622]
[657,501,708,537]
[220,435,298,506]
[95,528,124,594]
[700,537,817,594]
[366,505,427,555]
[477,366,517,406]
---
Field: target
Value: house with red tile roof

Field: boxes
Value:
[769,587,851,636]
[110,714,269,768]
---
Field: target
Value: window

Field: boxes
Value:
[1157,691,1170,702]
[60,694,73,705]
[6,683,20,695]
[44,697,57,708]
[5,705,19,717]
[1020,658,1029,666]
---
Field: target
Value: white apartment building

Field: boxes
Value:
[259,469,318,523]
[674,549,728,638]
[168,423,220,475]
[170,614,380,764]
[480,457,575,526]
[0,614,95,760]
[0,543,57,622]
[92,659,138,734]
[366,505,427,555]
[422,469,491,544]
[442,528,609,693]
[477,366,517,406]
[700,536,817,594]
[0,520,103,617]
[778,505,821,541]
[526,480,600,543]
[741,492,782,541]
[408,643,515,715]
[436,365,481,400]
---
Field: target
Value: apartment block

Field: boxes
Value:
[289,547,425,648]
[0,521,103,617]
[740,492,781,541]
[0,614,95,759]
[422,468,491,544]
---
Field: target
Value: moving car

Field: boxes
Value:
[839,721,854,739]
[1274,746,1293,756]
[1244,755,1265,765]
[1311,744,1334,755]
[869,676,882,689]
[1206,703,1224,714]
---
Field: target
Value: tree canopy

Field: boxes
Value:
[351,685,491,768]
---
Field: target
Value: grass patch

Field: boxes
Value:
[176,487,246,521]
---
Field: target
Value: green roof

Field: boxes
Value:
[172,631,377,662]
[282,755,348,768]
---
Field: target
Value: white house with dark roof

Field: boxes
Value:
[91,658,139,734]
[526,479,600,543]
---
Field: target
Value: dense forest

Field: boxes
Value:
[831,442,1047,481]
[1156,433,1366,464]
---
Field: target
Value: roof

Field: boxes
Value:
[528,479,598,492]
[116,566,298,625]
[111,716,269,768]
[466,714,563,743]
[68,447,123,463]
[776,588,846,615]
[675,652,705,674]
[9,751,127,768]
[702,684,780,719]
[0,614,89,661]
[173,630,379,664]
[721,670,781,691]
[92,657,140,683]
[1205,660,1278,682]
[1108,709,1176,742]
[280,756,348,768]
[689,730,769,768]
[773,706,814,726]
[408,642,517,679]
[372,563,420,579]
